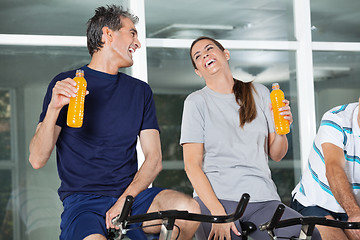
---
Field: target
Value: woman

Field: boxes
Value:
[180,37,321,240]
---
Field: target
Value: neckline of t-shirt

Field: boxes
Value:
[81,65,119,81]
[203,86,234,99]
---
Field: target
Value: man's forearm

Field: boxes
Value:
[121,153,162,198]
[327,165,360,216]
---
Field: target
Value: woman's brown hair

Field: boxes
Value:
[190,36,257,127]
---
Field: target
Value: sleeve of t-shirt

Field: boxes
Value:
[317,111,345,149]
[39,74,68,127]
[140,84,160,132]
[180,95,205,145]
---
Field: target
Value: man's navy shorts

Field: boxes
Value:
[291,198,348,221]
[60,187,163,240]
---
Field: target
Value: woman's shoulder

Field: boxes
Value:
[250,82,271,104]
[252,82,270,94]
[185,87,207,102]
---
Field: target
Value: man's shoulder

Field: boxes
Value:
[52,69,77,82]
[323,103,358,124]
[119,73,151,89]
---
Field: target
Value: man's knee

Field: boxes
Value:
[152,189,200,213]
[148,190,200,239]
[83,233,106,240]
[175,192,200,214]
[188,197,201,214]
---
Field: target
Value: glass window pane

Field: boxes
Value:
[147,48,203,94]
[311,0,360,42]
[0,46,91,88]
[313,51,360,125]
[0,170,12,239]
[0,90,10,160]
[153,170,193,195]
[154,94,187,162]
[19,179,63,239]
[0,45,132,90]
[148,47,299,204]
[0,45,95,240]
[0,0,129,35]
[146,0,294,41]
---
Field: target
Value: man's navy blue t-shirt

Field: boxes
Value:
[39,65,160,201]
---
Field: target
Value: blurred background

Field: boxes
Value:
[0,0,359,239]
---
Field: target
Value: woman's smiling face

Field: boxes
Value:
[191,39,230,78]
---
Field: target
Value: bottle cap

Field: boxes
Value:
[75,69,84,77]
[272,83,279,90]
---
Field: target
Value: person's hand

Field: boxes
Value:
[106,196,126,229]
[279,99,293,125]
[49,78,77,110]
[48,78,89,111]
[269,99,293,127]
[345,213,360,240]
[208,222,241,240]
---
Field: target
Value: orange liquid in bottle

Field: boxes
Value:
[67,69,87,128]
[270,83,290,135]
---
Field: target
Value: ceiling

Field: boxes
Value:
[0,0,359,92]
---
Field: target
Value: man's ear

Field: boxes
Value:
[224,49,230,61]
[195,69,202,78]
[102,26,113,43]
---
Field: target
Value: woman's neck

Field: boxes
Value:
[205,71,234,94]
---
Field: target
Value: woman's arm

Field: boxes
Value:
[268,99,292,162]
[268,132,288,162]
[183,143,224,215]
[183,143,240,239]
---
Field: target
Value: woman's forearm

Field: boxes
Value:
[268,132,288,162]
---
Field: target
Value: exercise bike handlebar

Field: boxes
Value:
[112,193,250,227]
[258,203,285,231]
[111,195,135,227]
[259,203,360,232]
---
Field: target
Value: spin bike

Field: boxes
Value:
[108,193,256,240]
[259,203,360,240]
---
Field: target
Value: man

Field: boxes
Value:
[29,5,199,240]
[291,98,360,240]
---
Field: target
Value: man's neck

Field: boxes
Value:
[88,57,119,75]
[88,50,129,75]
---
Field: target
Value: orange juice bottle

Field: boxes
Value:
[270,83,290,135]
[67,69,87,128]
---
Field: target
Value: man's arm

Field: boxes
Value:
[322,142,360,240]
[122,129,163,197]
[105,129,162,229]
[29,77,78,169]
[29,120,62,169]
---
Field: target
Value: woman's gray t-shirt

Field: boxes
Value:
[180,83,281,202]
